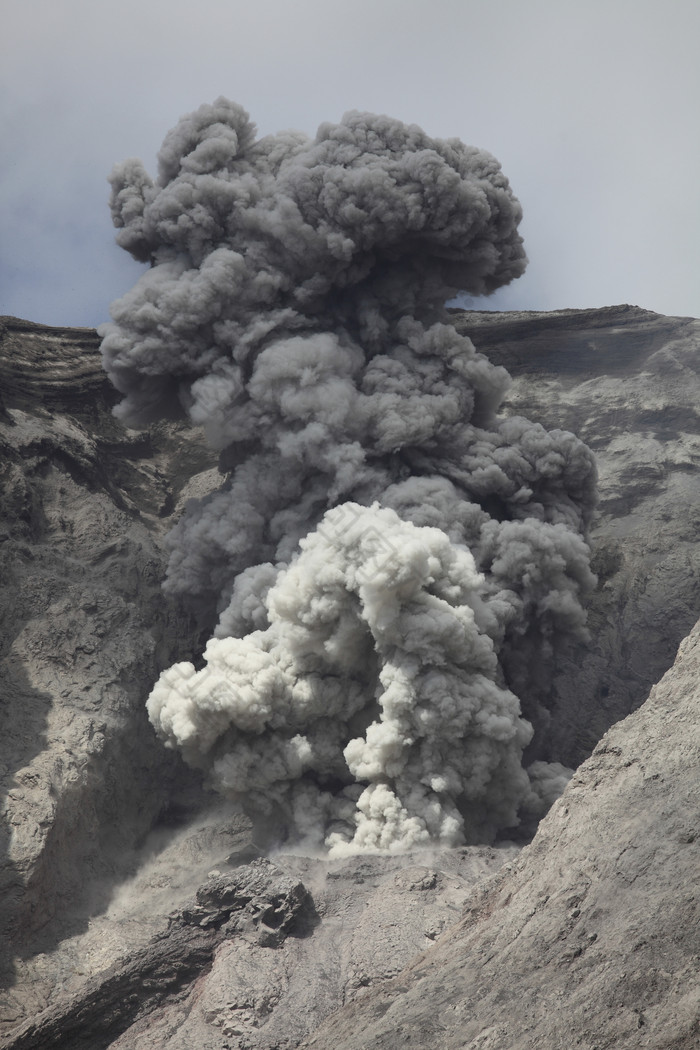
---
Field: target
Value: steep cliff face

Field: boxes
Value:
[0,317,222,1030]
[1,306,699,1049]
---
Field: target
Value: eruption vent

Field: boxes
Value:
[100,98,596,853]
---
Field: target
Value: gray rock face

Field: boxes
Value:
[0,316,221,1032]
[2,840,520,1050]
[1,306,700,1049]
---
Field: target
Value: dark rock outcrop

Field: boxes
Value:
[4,861,314,1050]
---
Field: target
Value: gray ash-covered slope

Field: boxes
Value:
[2,304,700,1050]
[303,613,700,1050]
[5,845,521,1050]
[0,316,220,1034]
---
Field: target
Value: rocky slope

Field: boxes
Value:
[303,614,700,1050]
[1,305,699,1048]
[0,317,221,1031]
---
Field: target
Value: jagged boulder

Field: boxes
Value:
[3,860,315,1050]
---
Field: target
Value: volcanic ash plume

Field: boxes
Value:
[100,98,596,853]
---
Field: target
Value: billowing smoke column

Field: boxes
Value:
[100,98,596,853]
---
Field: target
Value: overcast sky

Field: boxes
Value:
[2,0,699,328]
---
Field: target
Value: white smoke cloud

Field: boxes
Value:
[149,503,536,853]
[100,99,596,851]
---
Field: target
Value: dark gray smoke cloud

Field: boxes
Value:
[100,98,596,853]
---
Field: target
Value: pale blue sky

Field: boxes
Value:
[2,0,699,326]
